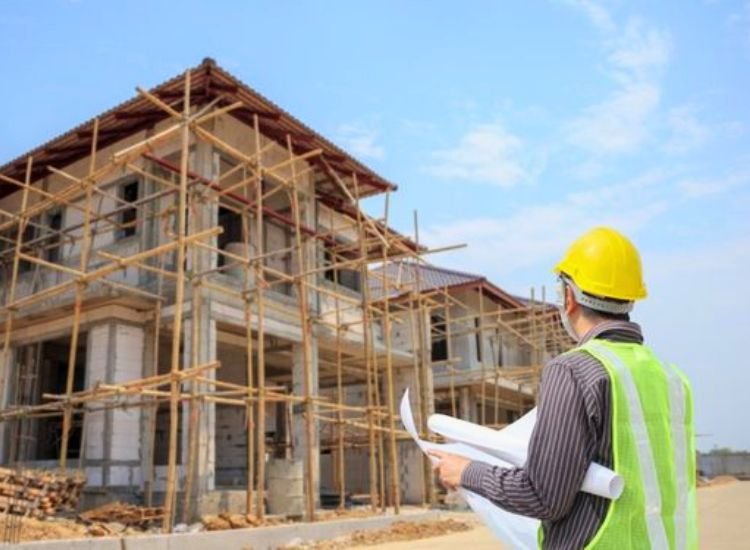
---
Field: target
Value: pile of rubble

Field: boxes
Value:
[698,474,738,488]
[0,467,85,518]
[79,501,164,528]
[199,512,285,531]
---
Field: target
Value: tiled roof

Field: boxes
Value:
[0,58,395,199]
[369,261,523,308]
[370,261,481,298]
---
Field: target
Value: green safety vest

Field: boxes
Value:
[540,339,698,549]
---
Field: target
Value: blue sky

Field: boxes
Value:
[1,1,748,451]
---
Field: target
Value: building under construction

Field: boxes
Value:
[0,59,572,534]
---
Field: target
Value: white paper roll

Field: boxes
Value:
[400,389,625,548]
[400,389,539,549]
[427,404,624,500]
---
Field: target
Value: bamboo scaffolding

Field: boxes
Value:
[0,63,571,538]
[58,116,98,470]
[287,135,316,522]
[254,115,267,520]
[353,178,379,512]
[162,70,191,532]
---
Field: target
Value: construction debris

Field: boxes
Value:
[0,467,85,518]
[78,501,164,527]
[698,475,738,488]
[201,513,284,531]
[0,515,88,542]
[281,518,473,549]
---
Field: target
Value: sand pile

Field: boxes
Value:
[282,518,473,549]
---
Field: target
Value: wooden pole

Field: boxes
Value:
[446,296,457,418]
[332,206,346,511]
[181,272,201,522]
[60,118,99,469]
[163,71,191,532]
[380,200,400,513]
[479,290,486,426]
[0,157,33,421]
[255,115,267,520]
[287,134,316,522]
[493,329,500,425]
[353,177,378,511]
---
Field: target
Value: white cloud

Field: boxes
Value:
[422,169,670,275]
[677,169,750,198]
[425,123,539,187]
[561,0,616,33]
[728,2,750,47]
[562,5,672,156]
[567,83,660,154]
[608,18,672,84]
[663,106,711,154]
[335,124,385,160]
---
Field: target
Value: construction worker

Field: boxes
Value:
[429,227,697,549]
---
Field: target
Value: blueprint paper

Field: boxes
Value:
[427,412,624,500]
[401,389,624,549]
[400,389,539,549]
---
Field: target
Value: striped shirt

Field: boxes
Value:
[461,320,644,549]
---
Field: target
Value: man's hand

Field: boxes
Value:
[427,450,471,491]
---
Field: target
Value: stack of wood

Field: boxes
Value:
[79,501,164,527]
[0,467,86,518]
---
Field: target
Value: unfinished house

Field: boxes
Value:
[368,262,571,503]
[0,59,570,535]
[373,262,566,423]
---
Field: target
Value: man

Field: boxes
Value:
[430,227,697,549]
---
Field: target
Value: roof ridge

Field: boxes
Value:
[417,262,483,281]
[0,58,397,197]
[371,260,482,281]
[0,60,203,178]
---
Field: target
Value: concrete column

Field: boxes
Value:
[291,340,319,506]
[182,315,217,507]
[449,305,474,370]
[84,322,144,490]
[0,348,15,462]
[503,334,525,367]
[181,136,218,517]
[394,365,426,504]
[459,387,474,422]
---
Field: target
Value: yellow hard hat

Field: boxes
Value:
[554,227,647,301]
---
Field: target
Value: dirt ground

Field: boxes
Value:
[365,481,750,550]
[2,481,746,547]
[284,519,472,549]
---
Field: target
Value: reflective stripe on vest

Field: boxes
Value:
[665,362,689,550]
[587,342,670,550]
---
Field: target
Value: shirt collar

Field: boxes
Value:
[579,320,644,345]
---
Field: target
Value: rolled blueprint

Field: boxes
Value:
[400,390,539,549]
[427,410,624,500]
[401,389,624,549]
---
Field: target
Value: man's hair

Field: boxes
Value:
[561,273,632,321]
[579,302,630,322]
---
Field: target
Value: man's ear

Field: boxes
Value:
[565,285,579,316]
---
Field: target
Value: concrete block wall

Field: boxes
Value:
[214,343,279,487]
[84,322,144,491]
[319,444,371,497]
[318,383,368,495]
[448,304,476,371]
[393,362,429,504]
[215,406,248,487]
